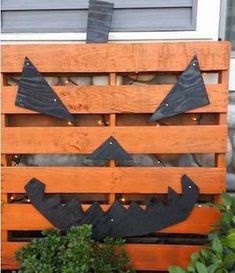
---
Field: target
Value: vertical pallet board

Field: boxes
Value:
[1,42,230,271]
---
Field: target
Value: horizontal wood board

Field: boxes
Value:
[1,42,229,271]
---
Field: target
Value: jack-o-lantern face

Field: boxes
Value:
[15,55,208,239]
[25,175,199,239]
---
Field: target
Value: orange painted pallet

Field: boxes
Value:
[1,42,230,271]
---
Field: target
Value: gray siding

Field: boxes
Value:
[1,0,197,33]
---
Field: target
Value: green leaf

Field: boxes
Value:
[215,203,226,212]
[222,193,232,209]
[223,233,235,249]
[208,232,219,242]
[196,262,208,273]
[15,224,136,273]
[168,265,186,273]
[187,253,200,272]
[223,253,235,267]
[212,237,223,257]
[200,249,209,260]
[191,252,200,262]
[228,228,235,234]
[209,253,220,265]
[207,264,218,273]
[221,211,233,228]
[187,264,196,273]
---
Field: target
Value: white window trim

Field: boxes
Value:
[219,0,235,90]
[1,0,220,44]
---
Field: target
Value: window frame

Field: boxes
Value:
[219,0,235,90]
[1,0,220,43]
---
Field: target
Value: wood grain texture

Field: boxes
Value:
[150,56,209,121]
[2,42,230,73]
[2,167,226,194]
[2,242,200,270]
[125,244,201,271]
[1,41,229,270]
[15,57,74,122]
[2,85,228,114]
[2,126,227,154]
[2,205,220,234]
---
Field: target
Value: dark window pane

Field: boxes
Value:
[226,0,235,51]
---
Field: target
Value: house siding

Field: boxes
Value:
[1,0,197,33]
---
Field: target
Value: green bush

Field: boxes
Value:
[15,224,135,273]
[169,193,235,273]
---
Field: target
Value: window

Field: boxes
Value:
[1,0,220,42]
[1,0,197,33]
[225,0,235,52]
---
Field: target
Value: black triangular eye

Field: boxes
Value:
[150,56,210,121]
[88,136,132,161]
[15,57,74,122]
[86,0,114,43]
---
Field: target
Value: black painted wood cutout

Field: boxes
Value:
[150,56,210,121]
[88,136,132,161]
[25,175,199,240]
[15,57,74,122]
[86,0,114,43]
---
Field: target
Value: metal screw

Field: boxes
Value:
[110,218,114,222]
[165,103,169,107]
[53,98,57,102]
[189,186,192,189]
[109,141,113,145]
[26,62,30,66]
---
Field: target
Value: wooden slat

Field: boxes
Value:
[2,167,226,194]
[2,242,201,270]
[1,42,229,271]
[126,244,201,271]
[2,126,226,154]
[2,85,227,114]
[2,42,230,73]
[2,205,220,234]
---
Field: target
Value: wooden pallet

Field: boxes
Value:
[1,42,230,271]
